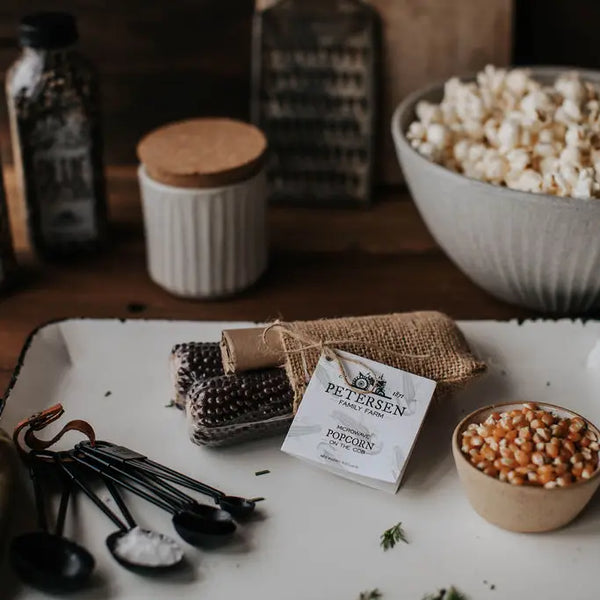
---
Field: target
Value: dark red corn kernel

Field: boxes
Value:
[170,342,225,408]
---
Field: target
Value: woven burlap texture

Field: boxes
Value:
[278,311,486,410]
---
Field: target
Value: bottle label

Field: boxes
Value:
[29,110,96,242]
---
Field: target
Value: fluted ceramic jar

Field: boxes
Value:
[392,67,600,315]
[137,118,268,299]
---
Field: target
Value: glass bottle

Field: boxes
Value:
[6,11,107,259]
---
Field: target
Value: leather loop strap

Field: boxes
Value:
[12,404,96,460]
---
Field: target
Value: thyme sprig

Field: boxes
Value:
[422,586,468,600]
[380,521,408,550]
[358,589,382,600]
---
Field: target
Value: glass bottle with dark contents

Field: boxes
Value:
[6,12,107,259]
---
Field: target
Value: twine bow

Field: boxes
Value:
[262,320,429,394]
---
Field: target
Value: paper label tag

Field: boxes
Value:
[30,110,97,242]
[281,349,437,491]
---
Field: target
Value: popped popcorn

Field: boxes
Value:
[406,66,600,199]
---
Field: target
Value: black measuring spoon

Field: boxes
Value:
[10,455,95,593]
[71,450,236,545]
[55,455,184,572]
[78,441,258,519]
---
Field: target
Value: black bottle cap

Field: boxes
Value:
[19,12,78,49]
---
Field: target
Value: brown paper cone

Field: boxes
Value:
[220,327,285,373]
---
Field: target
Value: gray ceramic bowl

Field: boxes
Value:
[392,67,600,314]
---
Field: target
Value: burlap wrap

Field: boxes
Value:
[222,311,486,411]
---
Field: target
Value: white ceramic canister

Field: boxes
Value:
[137,118,268,298]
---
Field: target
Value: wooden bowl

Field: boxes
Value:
[452,402,600,532]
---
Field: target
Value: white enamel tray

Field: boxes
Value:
[1,318,600,600]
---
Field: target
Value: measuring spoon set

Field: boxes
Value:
[10,441,261,593]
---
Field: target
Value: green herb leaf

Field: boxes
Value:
[255,469,270,476]
[422,586,468,600]
[358,589,382,600]
[380,522,408,550]
[164,400,176,408]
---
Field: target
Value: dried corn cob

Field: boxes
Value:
[170,342,224,408]
[187,369,294,446]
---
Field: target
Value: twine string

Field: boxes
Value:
[262,320,430,394]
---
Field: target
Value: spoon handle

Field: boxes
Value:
[77,441,224,499]
[56,458,127,531]
[142,458,224,498]
[102,477,136,530]
[70,451,177,514]
[77,447,191,508]
[29,461,48,532]
[124,465,200,507]
[55,480,71,537]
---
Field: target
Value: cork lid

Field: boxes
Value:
[137,118,268,188]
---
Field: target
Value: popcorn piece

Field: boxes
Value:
[453,139,471,163]
[407,121,426,142]
[561,99,583,122]
[565,124,588,148]
[521,89,553,120]
[463,119,485,141]
[573,168,595,199]
[539,156,559,177]
[456,87,486,123]
[505,69,530,97]
[559,146,582,167]
[482,152,507,184]
[555,72,586,104]
[538,128,554,144]
[497,119,520,151]
[511,169,543,193]
[416,141,437,161]
[426,123,450,149]
[415,101,442,126]
[477,64,506,96]
[543,171,572,196]
[534,142,557,158]
[506,148,530,173]
[467,143,487,164]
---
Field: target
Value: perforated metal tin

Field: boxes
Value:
[251,0,379,207]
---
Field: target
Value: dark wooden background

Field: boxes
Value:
[0,0,255,165]
[0,0,598,167]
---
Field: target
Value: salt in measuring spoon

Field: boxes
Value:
[56,454,184,572]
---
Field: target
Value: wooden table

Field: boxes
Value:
[0,166,531,391]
